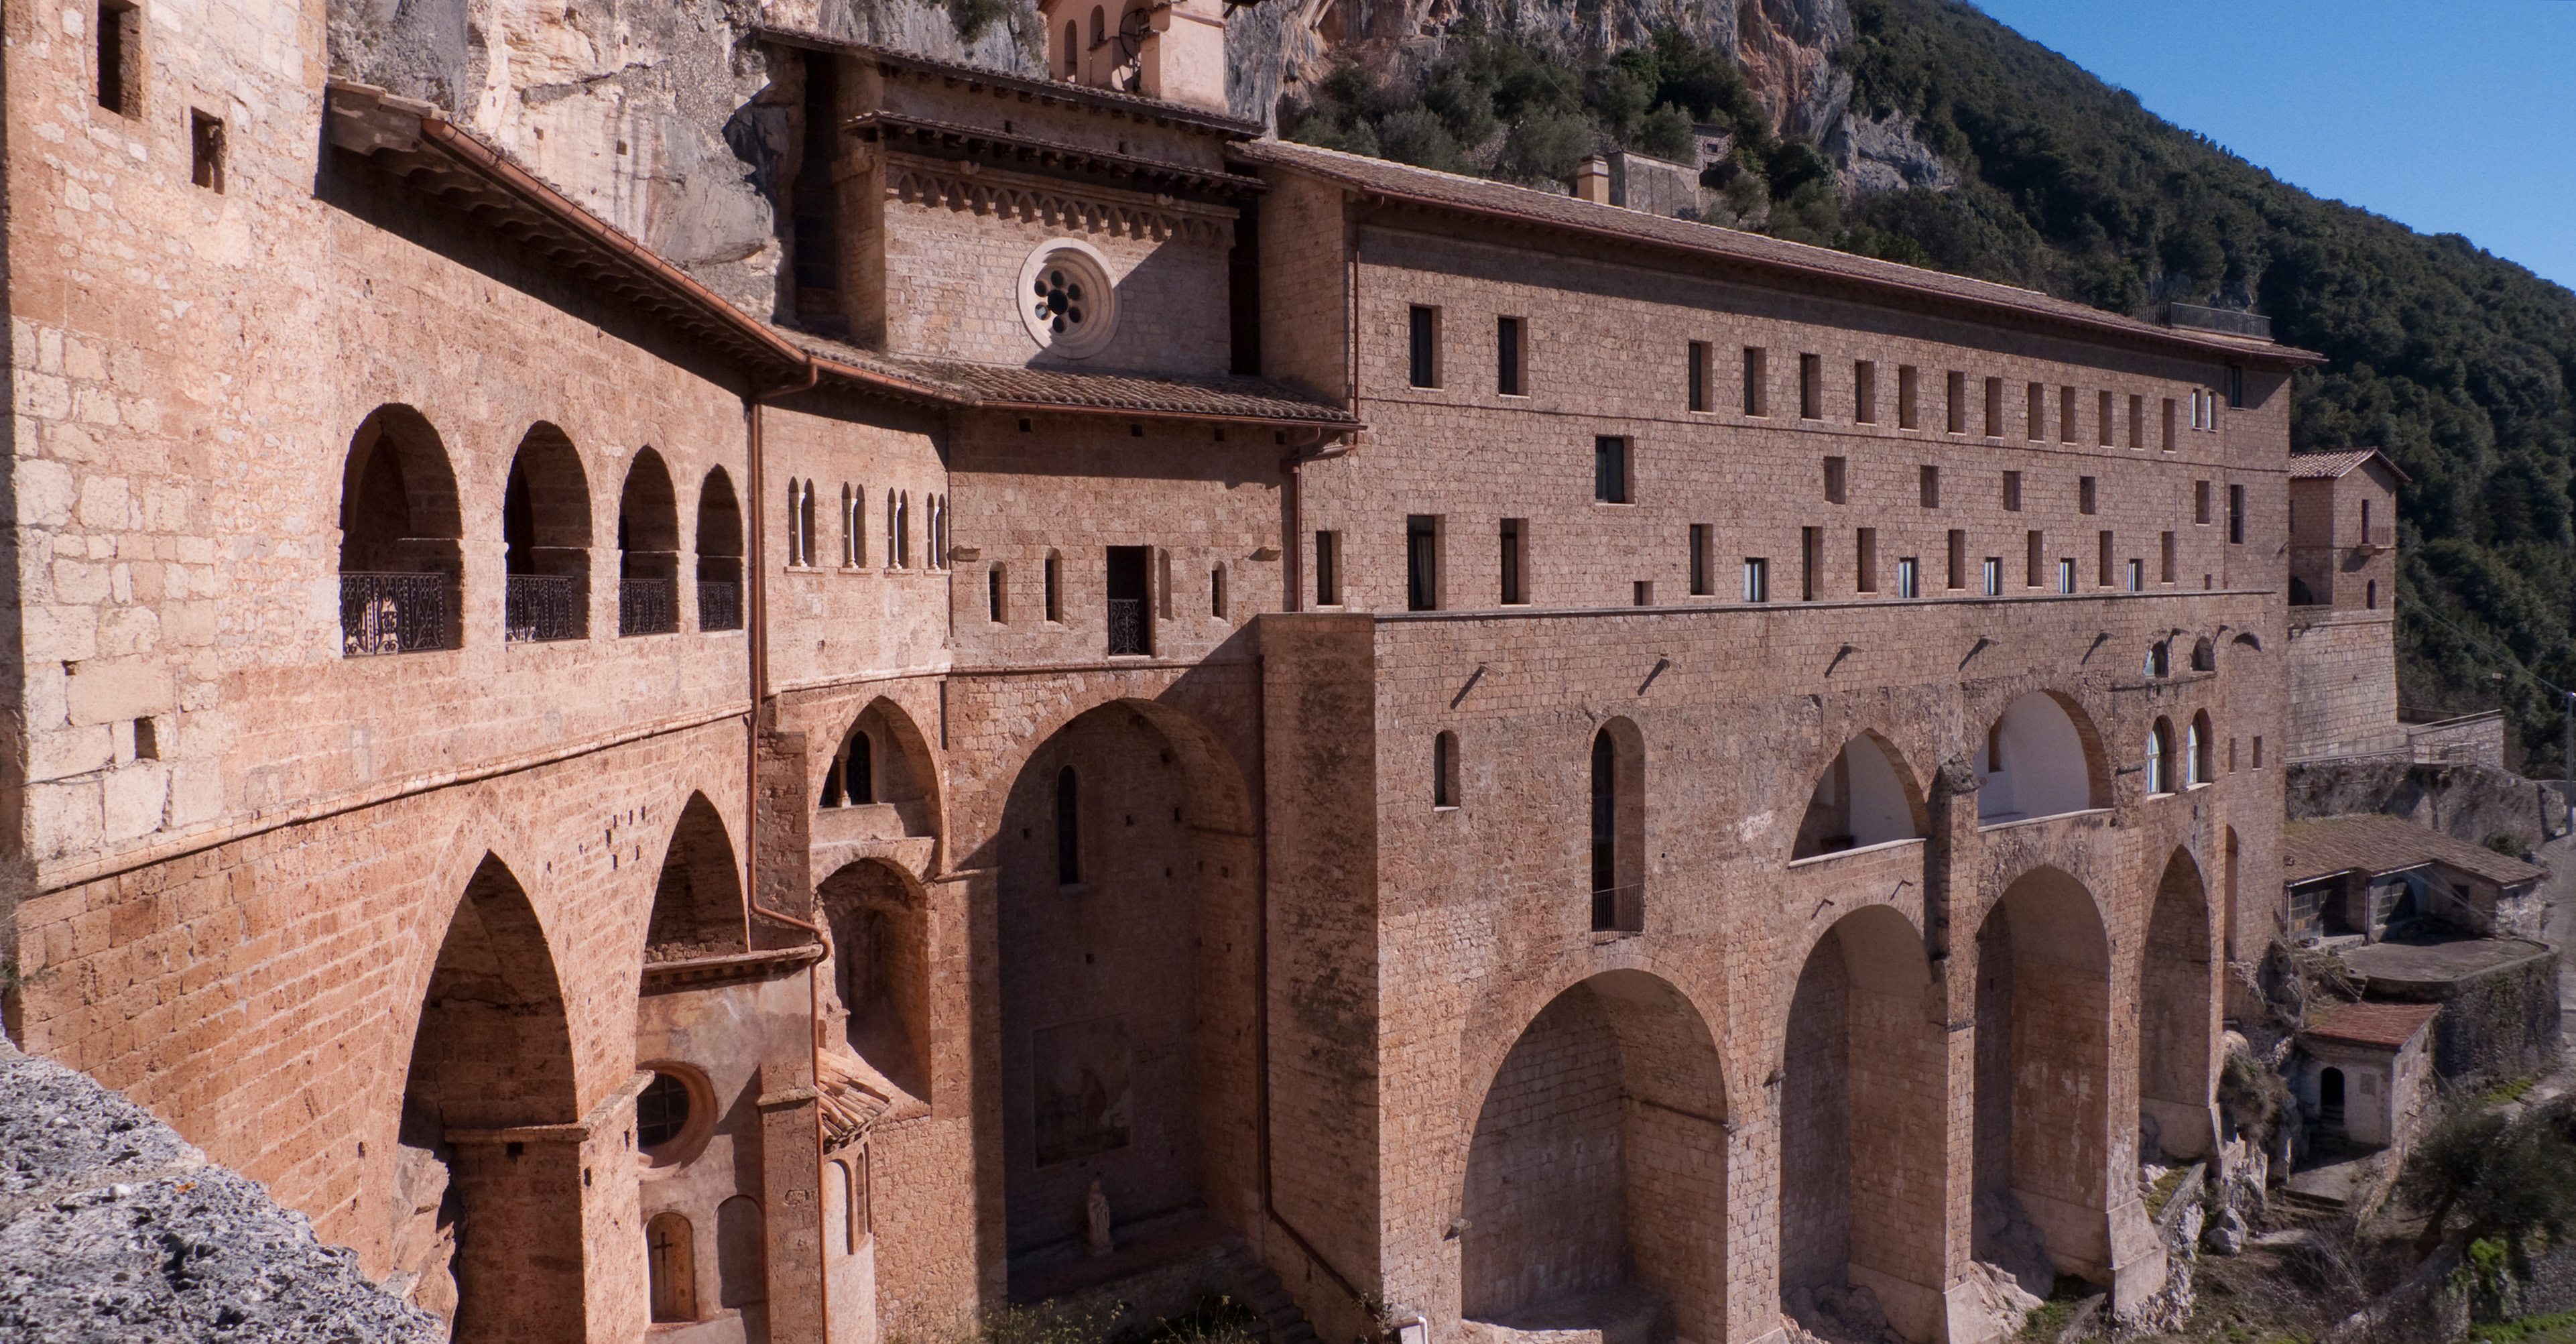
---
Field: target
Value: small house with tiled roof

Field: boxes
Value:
[2298,1000,2441,1150]
[2283,812,2550,941]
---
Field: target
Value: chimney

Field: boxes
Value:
[1573,156,1611,204]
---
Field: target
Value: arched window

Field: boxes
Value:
[897,491,912,568]
[618,449,680,635]
[884,490,898,568]
[1589,723,1644,931]
[646,1212,697,1322]
[822,723,874,808]
[1062,21,1078,75]
[2367,579,2378,609]
[1794,735,1923,856]
[1434,731,1459,808]
[1055,766,1081,885]
[696,468,743,631]
[339,406,463,655]
[2143,640,2169,678]
[799,480,818,567]
[2146,719,2172,795]
[2191,637,2215,672]
[1089,5,1105,46]
[2189,711,2213,786]
[500,424,590,644]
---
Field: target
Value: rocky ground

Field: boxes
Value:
[0,1037,442,1343]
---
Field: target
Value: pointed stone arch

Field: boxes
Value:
[394,855,583,1341]
[1794,731,1926,859]
[644,792,746,962]
[2140,849,2215,1161]
[1461,969,1727,1343]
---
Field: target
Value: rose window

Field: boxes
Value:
[1016,240,1118,358]
[1033,267,1089,337]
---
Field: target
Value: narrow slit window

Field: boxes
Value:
[1314,530,1340,605]
[1406,515,1440,611]
[2128,393,2145,448]
[2195,479,2213,525]
[1855,528,1878,593]
[2161,397,2177,450]
[1919,465,1940,508]
[1044,551,1062,621]
[2057,556,2076,594]
[1408,306,1438,387]
[1983,377,2004,437]
[2160,531,2177,584]
[2025,382,2046,442]
[1799,354,1822,420]
[1800,528,1818,601]
[1499,518,1526,605]
[1689,523,1711,596]
[1686,341,1710,412]
[190,110,225,193]
[1946,371,1967,434]
[1823,456,1847,504]
[2097,390,2114,446]
[2026,530,2044,587]
[1897,365,1919,429]
[2059,385,2078,443]
[1896,556,1920,599]
[1854,360,1878,424]
[1946,530,1965,589]
[1743,347,1768,416]
[97,1,140,117]
[1434,731,1459,808]
[2098,530,2115,587]
[2228,484,2246,544]
[1745,556,1771,603]
[1210,564,1227,619]
[988,564,1007,623]
[1496,316,1524,395]
[1593,437,1628,503]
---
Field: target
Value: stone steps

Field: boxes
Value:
[1214,1241,1320,1344]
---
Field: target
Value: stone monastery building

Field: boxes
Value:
[3,2,2340,1343]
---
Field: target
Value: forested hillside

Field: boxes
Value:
[1278,0,2576,770]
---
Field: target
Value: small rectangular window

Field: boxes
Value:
[2227,364,2246,409]
[2161,397,2177,450]
[1743,556,1770,603]
[1800,528,1819,601]
[1743,347,1768,416]
[1898,365,1919,429]
[1689,524,1711,596]
[1983,377,2004,437]
[1593,436,1629,503]
[133,716,158,760]
[1823,456,1847,505]
[2254,735,2264,768]
[1158,548,1173,620]
[2026,382,2046,441]
[1211,564,1227,619]
[98,0,140,117]
[1408,306,1438,388]
[2079,476,2097,515]
[1496,316,1524,396]
[1981,556,2002,597]
[1945,371,1967,434]
[1918,465,1940,509]
[1434,732,1458,808]
[2160,531,2177,584]
[2128,394,2145,448]
[2126,557,2144,591]
[1854,361,1877,424]
[1499,518,1526,605]
[2194,480,2213,525]
[989,564,1007,623]
[1044,552,1062,621]
[1406,515,1440,612]
[2002,471,2022,512]
[1947,530,1966,589]
[2228,484,2246,544]
[2097,390,2114,446]
[2026,530,2045,587]
[2060,385,2078,443]
[1855,528,1878,593]
[1687,342,1710,412]
[1799,353,1823,420]
[1896,556,1920,599]
[190,109,225,193]
[2057,556,2077,594]
[2098,530,2115,587]
[1633,581,1653,607]
[1314,530,1340,606]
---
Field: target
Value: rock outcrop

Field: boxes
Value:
[0,1038,441,1343]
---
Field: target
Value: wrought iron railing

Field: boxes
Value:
[1106,598,1148,656]
[505,574,584,644]
[620,577,678,636]
[341,571,450,656]
[698,579,743,631]
[1591,883,1642,933]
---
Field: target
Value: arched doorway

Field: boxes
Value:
[1461,971,1727,1344]
[1778,906,1943,1342]
[997,700,1257,1284]
[618,448,680,635]
[2139,851,2214,1162]
[1972,867,2111,1296]
[394,855,583,1341]
[500,422,591,643]
[339,405,463,655]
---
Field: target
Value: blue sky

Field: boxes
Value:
[1964,1,2576,292]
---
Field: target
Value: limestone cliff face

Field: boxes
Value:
[326,0,1939,314]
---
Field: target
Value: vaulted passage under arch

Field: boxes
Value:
[1778,907,1944,1343]
[997,700,1257,1283]
[394,855,582,1341]
[818,858,930,1101]
[2139,851,2215,1162]
[1973,869,2113,1295]
[1463,971,1727,1343]
[1976,692,2104,824]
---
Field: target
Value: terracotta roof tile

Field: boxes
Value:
[1235,140,2326,365]
[786,332,1361,426]
[2290,448,2411,483]
[2282,813,2549,887]
[2307,1000,2440,1049]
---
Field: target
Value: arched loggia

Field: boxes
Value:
[1793,734,1925,859]
[339,406,462,655]
[1975,692,2108,824]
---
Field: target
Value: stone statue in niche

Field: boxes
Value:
[1083,1178,1113,1258]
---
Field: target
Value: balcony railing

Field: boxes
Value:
[620,577,678,636]
[1107,598,1148,656]
[1591,883,1642,934]
[341,571,451,656]
[698,579,743,632]
[505,574,584,644]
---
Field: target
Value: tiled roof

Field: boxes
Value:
[2282,813,2549,887]
[2306,1000,2440,1050]
[1234,140,2327,365]
[2290,448,2411,483]
[752,26,1264,137]
[788,333,1361,426]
